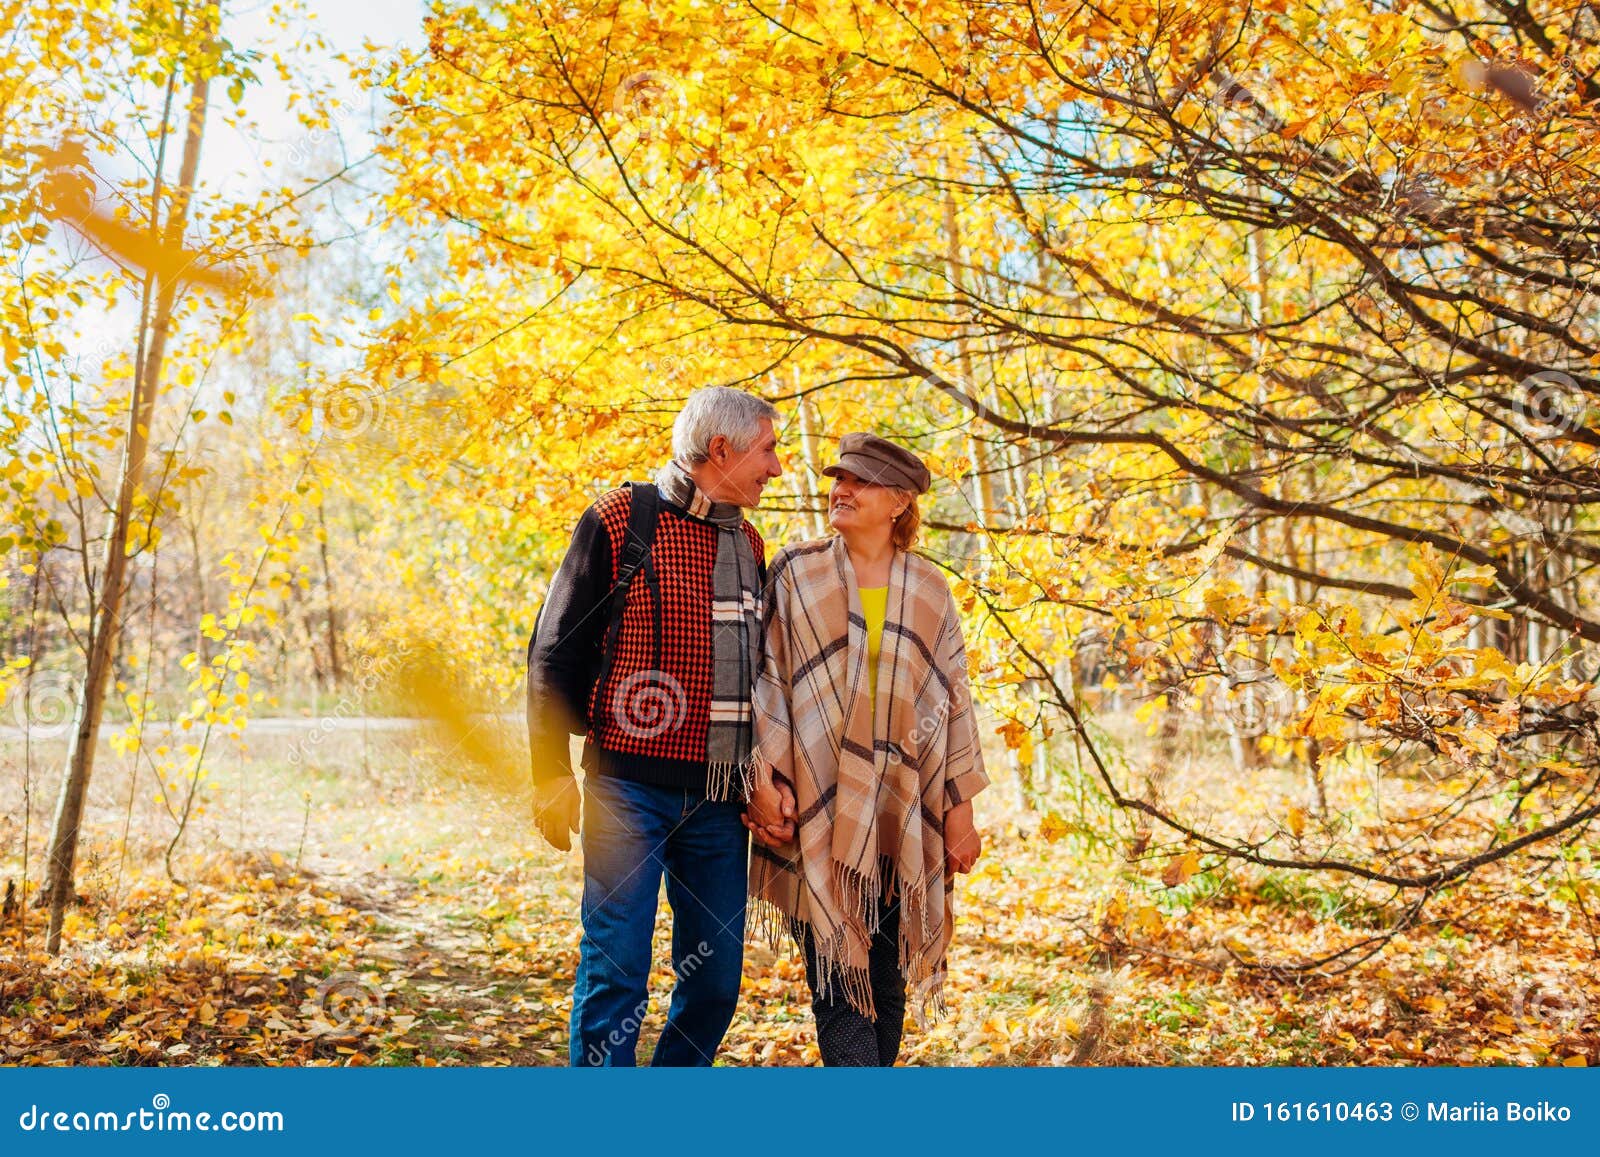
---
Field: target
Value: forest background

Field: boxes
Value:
[1,0,1596,1066]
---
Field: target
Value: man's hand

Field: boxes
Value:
[944,800,981,874]
[533,775,580,851]
[742,779,796,849]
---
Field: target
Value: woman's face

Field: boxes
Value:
[828,470,907,536]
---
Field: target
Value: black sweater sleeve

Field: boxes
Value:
[526,504,614,784]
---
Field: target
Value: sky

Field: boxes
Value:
[204,0,429,200]
[57,1,432,383]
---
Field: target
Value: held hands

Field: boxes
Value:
[944,800,982,874]
[533,775,580,852]
[742,782,975,866]
[742,779,796,848]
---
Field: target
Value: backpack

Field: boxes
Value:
[527,482,661,735]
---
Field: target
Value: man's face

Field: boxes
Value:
[701,417,782,508]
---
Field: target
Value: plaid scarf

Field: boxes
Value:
[653,459,761,800]
[748,535,989,1021]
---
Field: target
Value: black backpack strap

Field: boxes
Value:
[591,482,661,722]
[616,482,661,590]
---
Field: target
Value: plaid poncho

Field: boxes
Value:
[748,535,989,1021]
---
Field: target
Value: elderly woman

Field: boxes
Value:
[743,432,988,1066]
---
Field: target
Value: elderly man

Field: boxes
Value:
[526,386,794,1066]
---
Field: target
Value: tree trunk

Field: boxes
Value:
[794,377,829,539]
[942,182,1002,575]
[43,43,214,953]
[187,515,210,668]
[316,501,343,686]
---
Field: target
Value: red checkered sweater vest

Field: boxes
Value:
[527,485,767,795]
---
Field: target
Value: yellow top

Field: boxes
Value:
[859,585,888,708]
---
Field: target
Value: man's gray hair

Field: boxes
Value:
[672,386,779,463]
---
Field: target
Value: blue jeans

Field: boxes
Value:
[568,773,749,1066]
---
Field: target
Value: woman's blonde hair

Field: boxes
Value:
[891,489,921,551]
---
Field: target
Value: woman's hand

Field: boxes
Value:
[747,781,786,828]
[944,800,981,874]
[743,780,796,848]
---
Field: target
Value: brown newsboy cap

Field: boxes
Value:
[821,432,932,495]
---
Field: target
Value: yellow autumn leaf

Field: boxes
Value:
[1162,851,1201,888]
[1037,813,1071,842]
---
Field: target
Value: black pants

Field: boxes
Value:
[801,895,907,1066]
